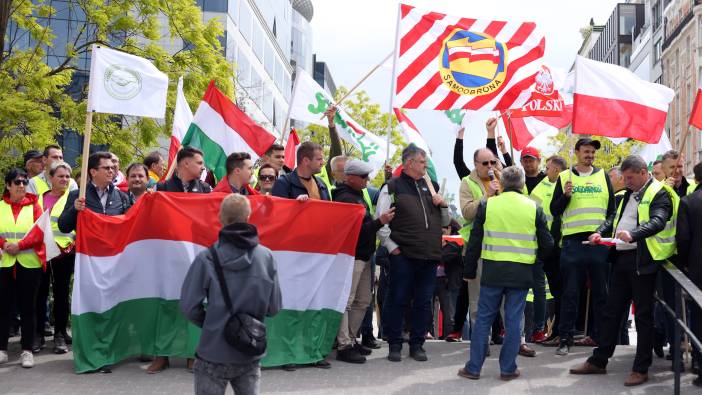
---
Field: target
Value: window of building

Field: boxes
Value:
[264,42,274,78]
[239,2,252,44]
[654,39,662,63]
[237,51,251,87]
[198,0,227,13]
[252,25,264,62]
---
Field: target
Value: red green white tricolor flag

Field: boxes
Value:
[70,193,364,372]
[182,81,277,180]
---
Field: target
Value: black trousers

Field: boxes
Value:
[542,247,562,336]
[0,264,42,350]
[588,250,657,374]
[36,253,75,336]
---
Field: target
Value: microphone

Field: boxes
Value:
[488,169,499,195]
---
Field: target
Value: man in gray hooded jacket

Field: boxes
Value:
[180,194,282,395]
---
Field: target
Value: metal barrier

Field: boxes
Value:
[655,262,702,395]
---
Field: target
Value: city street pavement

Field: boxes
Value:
[0,336,696,394]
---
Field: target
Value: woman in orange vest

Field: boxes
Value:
[0,168,45,368]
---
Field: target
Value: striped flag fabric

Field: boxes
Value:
[182,81,277,180]
[70,193,364,372]
[392,3,545,110]
[689,78,702,130]
[166,77,194,174]
[572,56,674,143]
[22,210,60,263]
[284,129,300,170]
[393,108,438,181]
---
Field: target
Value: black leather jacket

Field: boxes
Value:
[596,178,673,274]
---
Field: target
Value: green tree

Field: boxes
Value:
[548,131,641,170]
[0,0,233,171]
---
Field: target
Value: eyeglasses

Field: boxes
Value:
[259,175,276,181]
[12,179,29,186]
[358,174,369,179]
[480,160,498,166]
[98,166,116,172]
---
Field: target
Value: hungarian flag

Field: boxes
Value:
[392,3,545,110]
[393,108,438,182]
[689,79,702,130]
[166,77,194,175]
[572,56,674,143]
[284,129,300,170]
[70,193,364,373]
[182,81,277,180]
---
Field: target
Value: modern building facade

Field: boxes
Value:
[586,2,646,67]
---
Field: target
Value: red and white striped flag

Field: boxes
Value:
[166,77,193,175]
[392,3,545,111]
[23,210,61,263]
[689,79,702,130]
[284,128,300,170]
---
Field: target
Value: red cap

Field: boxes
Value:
[521,146,540,160]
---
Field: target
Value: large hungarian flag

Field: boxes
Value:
[182,81,277,180]
[70,193,364,373]
[392,4,545,110]
[572,56,674,143]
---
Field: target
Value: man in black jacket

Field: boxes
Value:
[59,152,131,234]
[157,147,212,193]
[332,160,395,364]
[677,161,702,388]
[570,155,674,387]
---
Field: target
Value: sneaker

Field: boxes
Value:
[62,331,72,345]
[388,345,402,362]
[336,347,366,364]
[445,332,462,343]
[32,336,45,353]
[531,330,548,344]
[20,351,34,368]
[556,343,570,356]
[0,350,7,364]
[409,345,428,362]
[54,334,68,354]
[353,343,372,356]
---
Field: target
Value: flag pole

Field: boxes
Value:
[78,111,94,200]
[282,67,302,144]
[505,110,516,161]
[336,52,393,107]
[385,4,401,162]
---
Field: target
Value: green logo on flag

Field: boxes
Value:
[104,65,142,100]
[444,109,465,125]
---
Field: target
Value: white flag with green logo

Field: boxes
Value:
[87,45,169,118]
[288,68,394,170]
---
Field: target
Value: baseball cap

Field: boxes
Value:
[344,159,373,177]
[521,147,541,160]
[574,138,601,151]
[23,150,42,164]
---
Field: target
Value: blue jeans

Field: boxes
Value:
[558,239,610,343]
[382,254,437,347]
[466,286,528,375]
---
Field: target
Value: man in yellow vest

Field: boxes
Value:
[570,155,676,387]
[27,145,78,197]
[458,166,553,381]
[550,138,615,355]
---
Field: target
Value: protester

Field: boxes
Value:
[157,147,212,194]
[331,160,395,364]
[144,151,165,189]
[126,163,150,203]
[677,161,702,388]
[35,162,75,355]
[260,143,288,174]
[180,194,282,395]
[23,150,44,179]
[570,155,676,387]
[376,145,450,362]
[27,145,78,196]
[651,160,665,182]
[153,147,211,373]
[458,166,553,381]
[0,168,44,368]
[453,119,512,180]
[521,147,546,192]
[255,164,278,195]
[271,142,330,202]
[661,150,690,197]
[550,138,615,355]
[436,222,463,339]
[110,153,128,192]
[329,155,348,185]
[213,152,258,195]
[609,166,626,199]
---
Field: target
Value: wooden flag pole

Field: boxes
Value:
[385,4,401,162]
[679,124,692,157]
[78,111,94,200]
[164,145,181,180]
[505,110,516,161]
[336,52,393,107]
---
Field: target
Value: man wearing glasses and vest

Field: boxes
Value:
[569,155,676,387]
[458,166,553,381]
[549,138,616,356]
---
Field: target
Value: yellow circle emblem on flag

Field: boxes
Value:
[438,29,508,96]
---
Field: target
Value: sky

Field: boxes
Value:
[310,0,621,202]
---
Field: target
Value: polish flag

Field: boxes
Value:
[166,77,194,176]
[23,210,61,263]
[284,129,300,170]
[572,56,674,143]
[689,79,702,130]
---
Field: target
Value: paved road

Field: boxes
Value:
[0,337,697,394]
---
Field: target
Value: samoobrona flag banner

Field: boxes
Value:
[182,81,277,180]
[71,193,364,373]
[87,45,169,118]
[393,3,545,110]
[572,56,674,143]
[288,68,394,171]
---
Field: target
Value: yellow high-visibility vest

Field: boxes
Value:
[481,191,538,264]
[0,202,41,269]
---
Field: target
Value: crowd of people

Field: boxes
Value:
[1,106,702,393]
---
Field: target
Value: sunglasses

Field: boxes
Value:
[480,160,498,166]
[259,175,276,181]
[358,174,369,179]
[12,179,29,186]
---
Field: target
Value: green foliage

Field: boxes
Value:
[297,87,405,187]
[0,0,234,171]
[548,132,641,170]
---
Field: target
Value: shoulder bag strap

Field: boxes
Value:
[209,245,234,315]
